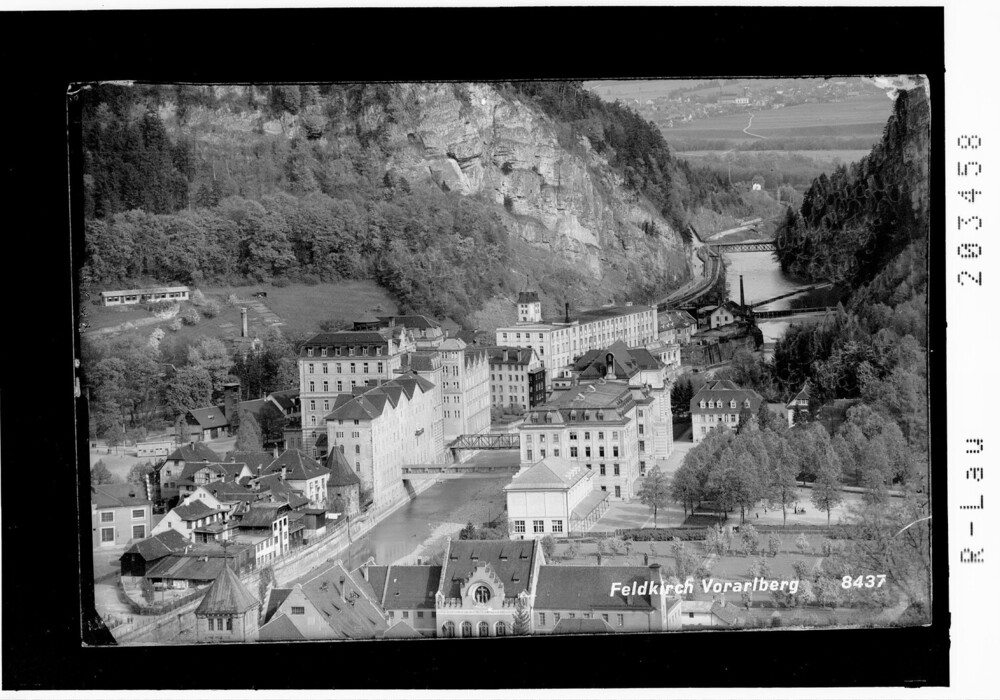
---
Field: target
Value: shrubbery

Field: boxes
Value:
[619,528,709,542]
[180,307,201,325]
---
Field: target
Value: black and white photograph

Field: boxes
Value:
[2,4,972,695]
[77,74,933,645]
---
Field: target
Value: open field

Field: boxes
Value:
[584,79,709,102]
[201,280,398,337]
[84,280,400,345]
[661,97,892,144]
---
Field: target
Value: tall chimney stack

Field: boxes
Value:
[241,307,248,338]
[739,275,745,314]
[564,302,570,324]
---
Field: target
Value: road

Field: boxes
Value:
[743,113,767,139]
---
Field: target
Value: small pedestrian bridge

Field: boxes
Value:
[752,306,836,320]
[401,463,521,480]
[713,239,777,253]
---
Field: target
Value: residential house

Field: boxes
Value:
[225,450,274,480]
[267,389,301,418]
[434,539,541,639]
[157,442,224,505]
[657,310,697,346]
[691,380,765,443]
[786,384,811,427]
[151,499,227,541]
[232,502,291,568]
[519,380,641,501]
[194,564,260,643]
[504,457,608,539]
[92,484,152,548]
[100,285,190,306]
[360,564,441,637]
[486,345,547,411]
[533,563,683,634]
[174,461,253,501]
[261,449,331,507]
[709,300,744,329]
[258,560,389,640]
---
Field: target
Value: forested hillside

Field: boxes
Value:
[81,82,744,324]
[773,87,929,287]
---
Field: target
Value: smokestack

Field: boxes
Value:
[241,307,248,338]
[564,302,570,324]
[739,275,745,313]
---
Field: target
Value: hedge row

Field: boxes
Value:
[618,528,711,542]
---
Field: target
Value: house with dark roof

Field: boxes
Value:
[232,502,291,567]
[91,484,152,548]
[504,457,607,538]
[533,563,682,634]
[157,442,224,505]
[195,564,260,643]
[175,461,253,500]
[375,315,445,349]
[151,498,227,542]
[119,529,191,577]
[709,300,745,329]
[434,538,541,638]
[359,564,442,637]
[658,310,697,345]
[261,449,330,507]
[786,383,811,428]
[225,450,274,478]
[267,389,300,417]
[325,448,361,517]
[691,380,765,444]
[143,543,253,592]
[258,560,389,640]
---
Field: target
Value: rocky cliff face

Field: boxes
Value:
[379,83,691,297]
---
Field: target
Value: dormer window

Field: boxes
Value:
[321,347,327,357]
[730,400,737,409]
[307,347,314,357]
[700,401,706,409]
[744,399,751,408]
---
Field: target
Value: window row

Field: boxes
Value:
[306,363,385,376]
[306,346,385,358]
[537,612,624,627]
[440,620,508,638]
[512,519,563,534]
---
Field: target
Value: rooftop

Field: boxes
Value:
[196,565,259,615]
[165,442,223,464]
[538,381,632,410]
[263,449,330,482]
[325,449,362,488]
[92,483,150,509]
[534,566,661,611]
[440,539,537,599]
[505,457,591,492]
[380,566,442,610]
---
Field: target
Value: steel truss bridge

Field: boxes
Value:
[450,433,521,450]
[712,240,777,253]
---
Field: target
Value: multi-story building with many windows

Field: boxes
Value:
[439,338,491,443]
[495,292,657,391]
[325,373,444,513]
[518,380,640,501]
[567,341,674,470]
[298,328,416,455]
[486,346,547,411]
[690,379,765,444]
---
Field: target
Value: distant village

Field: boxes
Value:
[92,287,812,643]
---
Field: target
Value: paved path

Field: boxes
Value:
[243,299,284,328]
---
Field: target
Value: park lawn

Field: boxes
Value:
[202,280,399,337]
[707,551,824,581]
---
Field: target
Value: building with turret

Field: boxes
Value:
[194,563,260,643]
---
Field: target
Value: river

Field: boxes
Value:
[723,250,845,344]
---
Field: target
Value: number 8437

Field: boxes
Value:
[842,575,886,589]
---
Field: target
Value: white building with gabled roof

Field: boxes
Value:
[504,456,608,538]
